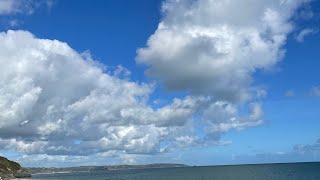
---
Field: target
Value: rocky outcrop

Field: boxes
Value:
[0,156,31,179]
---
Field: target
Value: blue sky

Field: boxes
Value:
[0,0,319,167]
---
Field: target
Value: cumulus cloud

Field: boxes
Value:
[135,1,315,165]
[134,0,315,165]
[0,30,263,159]
[203,102,263,135]
[0,0,52,15]
[295,28,318,42]
[0,30,175,155]
[0,0,313,166]
[137,0,310,102]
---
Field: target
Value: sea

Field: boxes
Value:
[31,162,320,180]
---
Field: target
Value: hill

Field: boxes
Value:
[0,156,31,179]
[27,164,188,174]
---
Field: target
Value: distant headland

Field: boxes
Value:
[27,163,188,174]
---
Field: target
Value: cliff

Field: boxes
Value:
[0,156,31,179]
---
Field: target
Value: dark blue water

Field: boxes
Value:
[31,162,320,180]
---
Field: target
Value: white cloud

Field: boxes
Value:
[294,138,320,154]
[285,90,295,97]
[0,30,264,160]
[227,138,320,165]
[0,0,16,14]
[8,19,20,27]
[134,0,312,165]
[135,1,312,163]
[256,89,268,98]
[203,102,263,135]
[0,30,177,156]
[0,0,312,166]
[310,86,320,97]
[295,28,318,42]
[0,0,52,15]
[137,0,310,102]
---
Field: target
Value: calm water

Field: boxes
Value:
[31,162,320,180]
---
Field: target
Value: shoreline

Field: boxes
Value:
[31,170,91,175]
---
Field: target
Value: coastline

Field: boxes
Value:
[31,171,73,175]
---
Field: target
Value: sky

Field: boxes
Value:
[0,0,319,167]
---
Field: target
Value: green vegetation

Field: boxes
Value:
[0,156,31,179]
[27,164,188,174]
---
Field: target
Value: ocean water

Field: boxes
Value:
[31,162,320,180]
